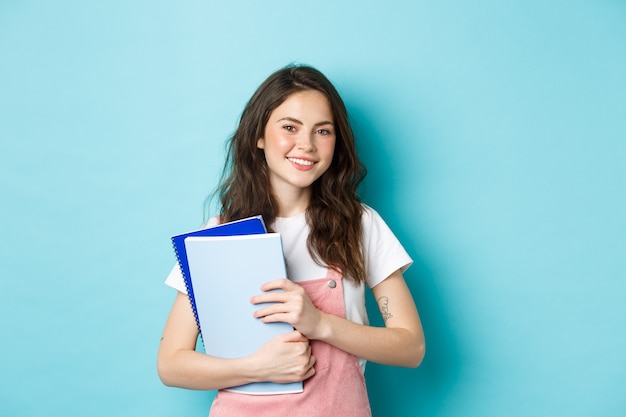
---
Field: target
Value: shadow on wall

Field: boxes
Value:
[347,98,465,416]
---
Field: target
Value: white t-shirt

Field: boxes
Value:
[164,204,412,371]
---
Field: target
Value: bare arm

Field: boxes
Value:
[252,269,425,368]
[157,291,316,390]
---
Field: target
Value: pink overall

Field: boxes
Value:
[209,269,372,417]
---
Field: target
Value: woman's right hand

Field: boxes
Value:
[249,330,316,383]
[158,292,316,390]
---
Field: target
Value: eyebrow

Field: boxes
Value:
[276,117,334,127]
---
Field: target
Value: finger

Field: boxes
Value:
[279,330,308,343]
[250,291,290,305]
[260,278,296,292]
[253,302,289,318]
[304,356,316,380]
[260,312,293,325]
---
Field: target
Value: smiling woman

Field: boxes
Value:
[157,65,424,417]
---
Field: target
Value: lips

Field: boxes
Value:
[287,157,315,167]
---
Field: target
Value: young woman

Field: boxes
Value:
[158,65,425,417]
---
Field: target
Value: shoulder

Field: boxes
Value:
[360,203,376,221]
[359,203,413,287]
[359,203,387,230]
[205,215,220,228]
[359,203,398,251]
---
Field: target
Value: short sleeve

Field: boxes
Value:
[361,205,413,288]
[164,263,187,293]
[164,216,220,293]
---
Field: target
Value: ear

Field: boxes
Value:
[257,138,265,149]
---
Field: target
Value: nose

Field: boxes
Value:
[296,132,315,152]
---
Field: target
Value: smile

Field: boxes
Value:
[287,157,315,166]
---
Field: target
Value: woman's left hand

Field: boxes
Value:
[251,279,325,339]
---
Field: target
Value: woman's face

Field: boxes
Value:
[257,89,336,197]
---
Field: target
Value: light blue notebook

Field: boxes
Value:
[184,233,303,395]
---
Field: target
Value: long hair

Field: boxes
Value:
[215,65,367,283]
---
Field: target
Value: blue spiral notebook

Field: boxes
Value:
[171,216,267,333]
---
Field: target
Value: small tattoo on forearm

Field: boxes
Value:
[378,296,393,322]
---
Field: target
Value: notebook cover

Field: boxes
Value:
[184,234,303,395]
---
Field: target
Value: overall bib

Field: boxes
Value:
[209,269,372,417]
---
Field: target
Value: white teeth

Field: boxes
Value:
[288,157,314,166]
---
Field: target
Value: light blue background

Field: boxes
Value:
[1,1,625,416]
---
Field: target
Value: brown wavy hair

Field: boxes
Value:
[215,64,367,283]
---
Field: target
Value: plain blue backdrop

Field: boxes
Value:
[1,1,625,416]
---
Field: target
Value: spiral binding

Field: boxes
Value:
[171,237,204,345]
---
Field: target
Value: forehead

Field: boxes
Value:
[270,90,333,121]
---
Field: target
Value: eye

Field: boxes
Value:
[283,125,297,132]
[316,128,332,136]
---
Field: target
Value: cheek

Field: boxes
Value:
[320,139,337,159]
[278,136,295,150]
[266,133,294,153]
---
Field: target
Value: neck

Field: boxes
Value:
[273,187,311,218]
